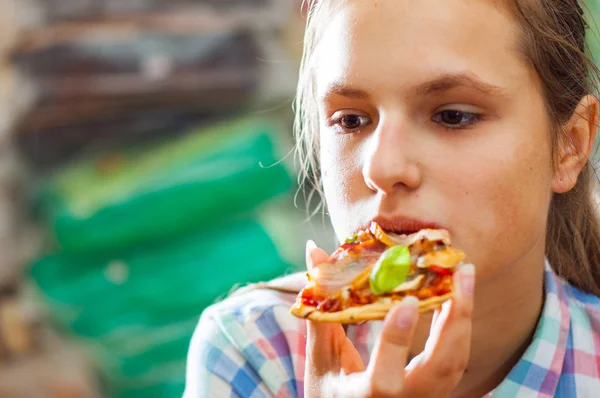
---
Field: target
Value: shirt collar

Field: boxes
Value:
[488,260,571,397]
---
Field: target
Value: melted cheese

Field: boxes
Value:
[370,222,451,247]
[392,274,425,292]
[416,249,465,269]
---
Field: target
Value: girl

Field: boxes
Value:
[184,0,600,397]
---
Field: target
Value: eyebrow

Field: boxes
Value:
[321,73,507,101]
[322,84,371,100]
[416,73,507,96]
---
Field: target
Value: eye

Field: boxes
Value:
[432,110,481,129]
[332,113,372,133]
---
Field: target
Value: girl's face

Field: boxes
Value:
[316,0,557,280]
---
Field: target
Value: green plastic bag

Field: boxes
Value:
[36,118,292,252]
[29,216,298,397]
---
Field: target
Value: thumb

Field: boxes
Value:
[304,240,351,377]
[304,240,346,373]
[306,240,330,271]
[305,319,348,376]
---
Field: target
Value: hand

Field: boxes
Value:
[303,241,475,398]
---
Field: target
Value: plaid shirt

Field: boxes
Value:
[184,263,600,397]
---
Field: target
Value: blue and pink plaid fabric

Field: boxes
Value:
[184,263,600,397]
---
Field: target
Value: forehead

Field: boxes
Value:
[314,0,530,98]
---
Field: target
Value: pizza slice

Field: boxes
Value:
[290,222,466,323]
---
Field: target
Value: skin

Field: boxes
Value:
[304,0,599,397]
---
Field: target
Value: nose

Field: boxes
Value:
[362,119,422,195]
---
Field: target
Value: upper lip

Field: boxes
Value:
[360,215,445,235]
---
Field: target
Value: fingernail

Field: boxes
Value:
[394,296,419,330]
[306,240,318,269]
[459,264,475,297]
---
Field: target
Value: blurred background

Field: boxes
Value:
[0,1,597,398]
[0,1,337,397]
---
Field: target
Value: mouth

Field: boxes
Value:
[358,215,444,236]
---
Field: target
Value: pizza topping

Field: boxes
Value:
[345,234,359,244]
[309,238,387,295]
[300,291,322,308]
[350,267,373,290]
[318,297,342,312]
[291,223,465,320]
[343,229,377,245]
[347,289,366,305]
[370,222,396,247]
[434,243,448,251]
[375,224,451,248]
[417,248,465,269]
[392,274,426,292]
[309,254,379,295]
[414,274,453,300]
[428,265,454,277]
[369,245,411,295]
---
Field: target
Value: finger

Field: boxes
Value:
[321,372,371,398]
[306,240,330,271]
[366,296,420,396]
[305,318,348,371]
[405,263,475,395]
[305,238,340,362]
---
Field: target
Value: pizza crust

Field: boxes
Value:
[290,292,453,324]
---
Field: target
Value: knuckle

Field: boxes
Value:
[454,298,473,318]
[381,328,410,347]
[368,374,404,398]
[452,303,473,323]
[434,357,468,379]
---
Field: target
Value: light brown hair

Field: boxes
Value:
[294,0,600,294]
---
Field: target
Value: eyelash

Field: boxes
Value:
[331,114,371,133]
[432,110,483,130]
[330,110,483,134]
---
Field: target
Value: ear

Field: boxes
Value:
[552,95,599,194]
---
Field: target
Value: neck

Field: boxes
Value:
[410,249,546,398]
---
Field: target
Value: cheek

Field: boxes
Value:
[457,155,549,231]
[444,124,554,273]
[320,130,369,235]
[321,133,353,204]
